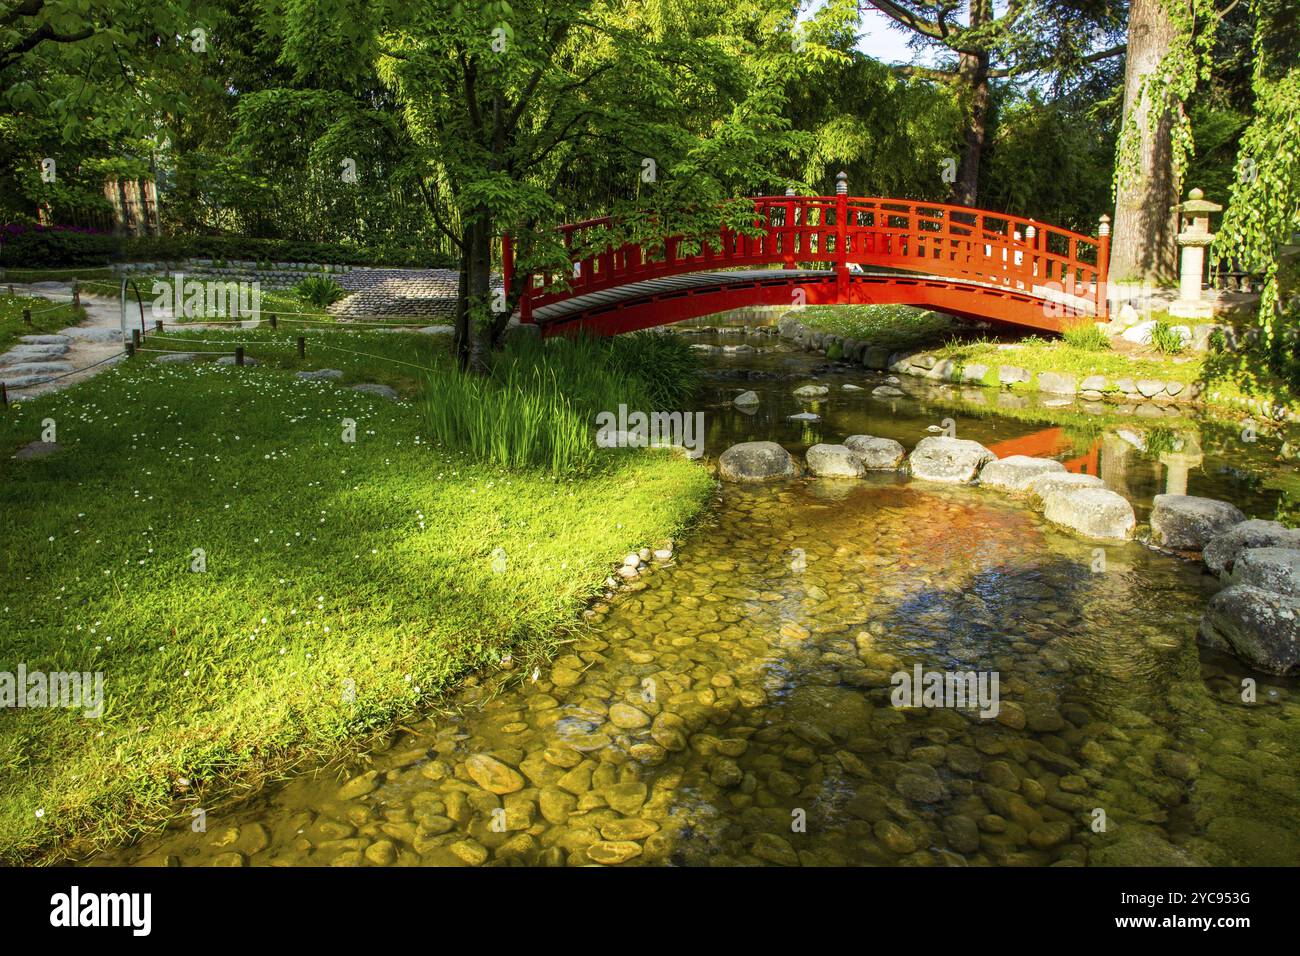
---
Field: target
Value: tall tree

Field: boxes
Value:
[861,0,1125,205]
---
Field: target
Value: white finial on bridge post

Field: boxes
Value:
[785,186,796,197]
[835,171,848,195]
[1097,214,1111,237]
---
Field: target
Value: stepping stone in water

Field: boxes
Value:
[352,383,399,400]
[297,369,344,380]
[788,411,820,422]
[14,441,61,460]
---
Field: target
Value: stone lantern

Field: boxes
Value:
[1169,188,1222,319]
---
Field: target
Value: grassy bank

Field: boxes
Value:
[0,327,713,862]
[797,304,956,351]
[797,305,1299,418]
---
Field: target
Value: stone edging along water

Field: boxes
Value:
[774,313,1300,424]
[712,434,1300,680]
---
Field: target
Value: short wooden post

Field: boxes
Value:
[269,312,278,329]
[72,282,80,309]
[235,346,245,366]
[1,382,7,407]
[132,329,141,350]
[297,336,305,359]
[126,341,136,358]
[154,320,163,333]
[23,308,31,326]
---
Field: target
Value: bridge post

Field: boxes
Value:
[1096,214,1111,320]
[835,172,849,302]
[783,187,797,268]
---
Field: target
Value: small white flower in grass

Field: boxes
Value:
[279,648,286,655]
[35,808,44,819]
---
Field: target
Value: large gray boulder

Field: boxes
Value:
[1150,494,1246,551]
[1199,585,1300,676]
[1026,473,1103,510]
[1224,547,1300,597]
[718,441,799,483]
[1203,519,1300,576]
[978,455,1065,494]
[805,444,866,478]
[907,437,996,484]
[844,435,906,471]
[1043,487,1136,541]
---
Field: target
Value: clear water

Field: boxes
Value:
[89,327,1300,867]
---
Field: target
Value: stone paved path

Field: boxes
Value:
[2,283,129,400]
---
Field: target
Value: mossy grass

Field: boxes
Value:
[798,304,957,351]
[0,326,712,862]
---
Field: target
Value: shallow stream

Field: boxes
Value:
[91,324,1300,867]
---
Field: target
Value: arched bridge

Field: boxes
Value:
[507,178,1111,337]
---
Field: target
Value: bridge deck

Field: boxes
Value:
[530,267,1098,327]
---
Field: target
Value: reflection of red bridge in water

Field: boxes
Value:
[987,428,1100,475]
[508,180,1111,337]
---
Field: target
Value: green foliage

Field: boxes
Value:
[424,332,700,474]
[293,275,346,308]
[1215,1,1300,346]
[1149,319,1186,354]
[1061,320,1112,351]
[0,229,451,269]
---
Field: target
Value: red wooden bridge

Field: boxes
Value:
[506,175,1110,337]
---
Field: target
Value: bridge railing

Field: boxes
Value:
[517,193,1110,322]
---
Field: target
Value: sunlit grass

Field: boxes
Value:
[0,327,712,862]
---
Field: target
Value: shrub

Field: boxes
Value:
[295,275,346,308]
[1150,320,1186,354]
[0,224,118,266]
[1062,320,1111,351]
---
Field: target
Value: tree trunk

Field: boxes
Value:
[1110,0,1181,283]
[454,215,494,371]
[954,49,990,207]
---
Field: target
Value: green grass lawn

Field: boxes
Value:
[0,293,86,353]
[0,328,713,862]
